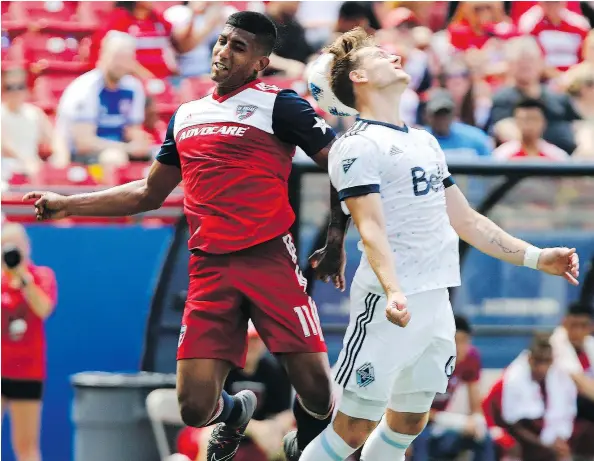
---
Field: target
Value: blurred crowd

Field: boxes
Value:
[1,0,594,189]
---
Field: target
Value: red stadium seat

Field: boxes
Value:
[1,37,25,68]
[36,164,100,186]
[145,78,181,119]
[23,33,90,75]
[32,74,77,113]
[179,77,215,101]
[77,1,114,27]
[1,1,27,38]
[114,163,152,185]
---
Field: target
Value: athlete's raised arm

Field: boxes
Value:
[445,184,579,285]
[23,112,183,220]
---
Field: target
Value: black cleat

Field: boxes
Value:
[282,430,302,461]
[206,390,257,461]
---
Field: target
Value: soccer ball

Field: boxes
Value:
[307,53,358,117]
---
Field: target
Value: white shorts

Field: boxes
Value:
[333,280,456,421]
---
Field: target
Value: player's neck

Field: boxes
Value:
[358,90,404,127]
[215,76,258,96]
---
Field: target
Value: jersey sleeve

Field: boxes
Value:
[156,111,180,168]
[272,90,336,156]
[329,135,381,201]
[60,82,98,124]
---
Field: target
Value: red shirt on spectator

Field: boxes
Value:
[510,1,583,24]
[432,345,482,412]
[482,378,517,451]
[493,140,570,161]
[448,19,519,51]
[89,8,175,79]
[1,264,57,381]
[519,5,590,71]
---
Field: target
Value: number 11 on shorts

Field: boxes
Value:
[294,298,324,340]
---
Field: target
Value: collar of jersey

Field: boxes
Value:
[212,78,262,103]
[356,117,409,133]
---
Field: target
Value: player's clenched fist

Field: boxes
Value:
[385,292,410,327]
[22,191,69,221]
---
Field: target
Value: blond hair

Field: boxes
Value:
[325,28,374,109]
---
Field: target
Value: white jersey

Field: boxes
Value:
[328,119,461,296]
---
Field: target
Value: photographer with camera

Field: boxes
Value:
[1,223,57,461]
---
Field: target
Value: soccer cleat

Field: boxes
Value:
[282,430,302,461]
[206,390,257,461]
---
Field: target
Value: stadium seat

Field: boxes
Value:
[1,36,25,68]
[36,164,100,186]
[1,1,27,38]
[145,78,181,119]
[179,77,215,101]
[76,1,114,27]
[146,389,184,459]
[23,33,90,75]
[32,74,77,113]
[114,163,152,185]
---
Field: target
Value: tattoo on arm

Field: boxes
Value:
[490,231,521,254]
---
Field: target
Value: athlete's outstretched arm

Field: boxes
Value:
[23,161,181,220]
[445,184,580,285]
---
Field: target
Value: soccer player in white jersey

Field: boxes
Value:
[300,28,581,461]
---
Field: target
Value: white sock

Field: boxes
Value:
[300,424,357,461]
[360,417,418,461]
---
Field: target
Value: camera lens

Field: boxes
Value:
[2,244,22,269]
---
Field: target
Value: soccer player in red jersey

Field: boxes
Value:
[24,11,348,461]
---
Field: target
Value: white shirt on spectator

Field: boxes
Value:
[56,69,145,155]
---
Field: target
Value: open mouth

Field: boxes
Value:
[213,62,228,71]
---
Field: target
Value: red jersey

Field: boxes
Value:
[156,79,335,254]
[519,5,590,71]
[89,8,175,78]
[510,2,583,24]
[493,140,570,161]
[432,345,482,412]
[1,264,57,380]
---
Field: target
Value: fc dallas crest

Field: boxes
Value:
[236,104,258,121]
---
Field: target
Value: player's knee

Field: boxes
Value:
[334,412,377,448]
[385,409,429,435]
[13,442,40,461]
[179,394,217,428]
[297,371,333,412]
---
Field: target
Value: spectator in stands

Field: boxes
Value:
[143,96,167,158]
[1,223,57,461]
[90,1,219,80]
[551,302,594,459]
[492,98,570,160]
[562,63,594,159]
[412,315,495,461]
[501,333,577,461]
[518,1,591,76]
[335,2,371,35]
[56,31,151,165]
[190,322,294,461]
[295,1,342,51]
[424,88,492,159]
[438,58,492,130]
[1,68,54,178]
[265,2,313,77]
[490,36,581,154]
[164,2,230,78]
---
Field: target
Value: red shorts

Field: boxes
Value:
[177,233,327,367]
